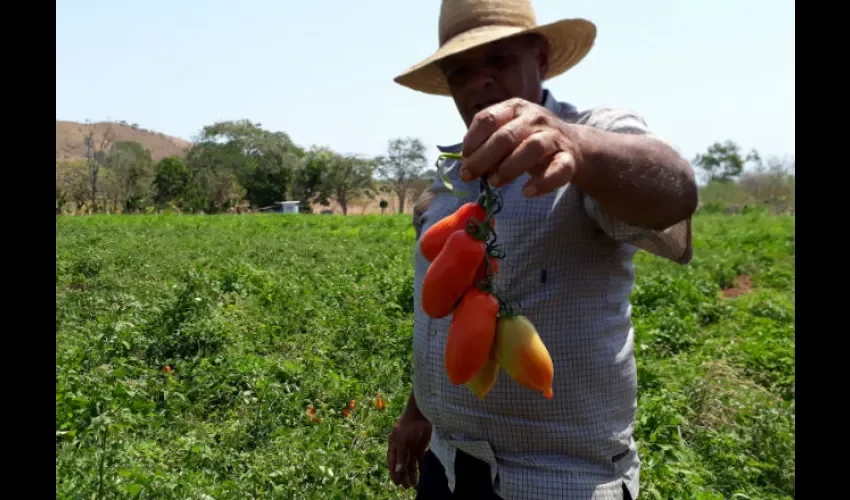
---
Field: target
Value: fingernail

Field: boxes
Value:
[489,174,501,186]
[523,184,537,197]
[460,169,471,181]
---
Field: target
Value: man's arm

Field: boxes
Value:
[412,187,437,240]
[567,107,695,264]
[401,390,425,420]
[570,119,698,231]
[459,98,696,237]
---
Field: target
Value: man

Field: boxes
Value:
[387,1,697,499]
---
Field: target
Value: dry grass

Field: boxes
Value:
[56,120,192,162]
[687,359,779,431]
[310,189,422,215]
[721,274,754,298]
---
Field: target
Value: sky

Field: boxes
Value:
[56,0,795,168]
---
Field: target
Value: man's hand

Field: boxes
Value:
[387,398,432,489]
[457,97,697,231]
[458,97,581,198]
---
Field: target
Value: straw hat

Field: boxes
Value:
[393,0,597,96]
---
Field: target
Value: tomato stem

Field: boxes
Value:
[464,218,491,241]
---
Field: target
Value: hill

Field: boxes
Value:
[56,120,192,162]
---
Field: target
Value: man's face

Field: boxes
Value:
[440,34,549,128]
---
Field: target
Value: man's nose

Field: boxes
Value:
[461,66,497,91]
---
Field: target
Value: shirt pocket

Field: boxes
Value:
[485,198,559,312]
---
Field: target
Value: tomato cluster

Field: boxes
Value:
[418,155,555,400]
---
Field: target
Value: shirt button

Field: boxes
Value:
[430,327,438,336]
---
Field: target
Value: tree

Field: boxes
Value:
[102,141,155,212]
[153,156,191,207]
[738,154,795,212]
[184,142,246,213]
[56,160,90,211]
[409,177,432,208]
[82,121,115,211]
[376,137,428,214]
[195,120,303,207]
[323,154,376,215]
[199,167,245,212]
[241,151,299,208]
[294,147,335,213]
[757,154,795,176]
[379,199,389,215]
[692,140,760,184]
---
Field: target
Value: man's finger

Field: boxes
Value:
[394,444,410,487]
[522,151,577,197]
[387,438,402,485]
[526,159,549,178]
[488,131,557,187]
[405,455,419,489]
[462,114,531,181]
[462,101,520,161]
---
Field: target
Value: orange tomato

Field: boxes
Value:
[306,406,321,423]
[465,350,500,400]
[494,315,554,399]
[419,202,492,262]
[421,229,486,318]
[444,288,500,385]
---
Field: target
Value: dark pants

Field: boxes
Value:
[415,449,633,499]
[416,449,501,499]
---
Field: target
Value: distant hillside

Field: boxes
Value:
[56,120,192,162]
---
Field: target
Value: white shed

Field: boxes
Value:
[279,201,300,214]
[256,201,302,214]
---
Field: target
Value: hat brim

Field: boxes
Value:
[393,18,596,96]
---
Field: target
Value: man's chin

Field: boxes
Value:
[472,100,504,114]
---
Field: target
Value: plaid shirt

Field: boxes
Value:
[411,90,692,500]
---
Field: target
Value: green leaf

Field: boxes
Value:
[435,153,465,198]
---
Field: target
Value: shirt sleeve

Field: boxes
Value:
[578,106,693,264]
[413,187,436,240]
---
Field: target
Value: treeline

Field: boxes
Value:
[56,120,795,216]
[55,120,436,215]
[691,140,795,214]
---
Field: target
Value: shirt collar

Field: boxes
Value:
[436,89,575,153]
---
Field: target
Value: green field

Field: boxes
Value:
[56,212,795,499]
